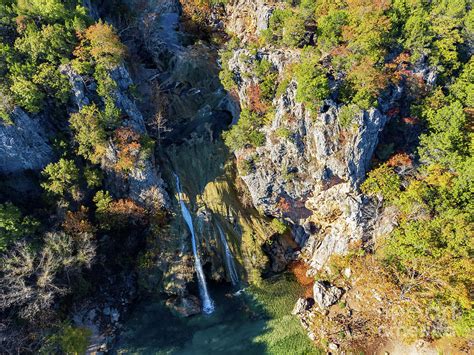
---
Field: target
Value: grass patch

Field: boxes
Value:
[248,273,323,354]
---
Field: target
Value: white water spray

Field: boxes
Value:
[174,173,215,314]
[216,224,239,286]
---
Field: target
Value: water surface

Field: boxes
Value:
[116,274,318,354]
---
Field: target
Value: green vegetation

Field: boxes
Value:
[218,0,473,350]
[270,218,288,235]
[0,203,38,252]
[0,0,88,116]
[42,323,92,354]
[358,54,473,346]
[223,109,265,151]
[69,104,108,164]
[41,159,80,197]
[57,325,92,354]
[250,274,322,354]
[294,50,329,112]
[255,59,278,103]
[338,104,359,128]
[0,1,156,353]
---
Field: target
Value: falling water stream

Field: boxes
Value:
[174,173,215,314]
[217,224,239,286]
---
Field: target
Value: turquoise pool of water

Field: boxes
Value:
[115,273,319,354]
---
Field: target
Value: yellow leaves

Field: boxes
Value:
[424,164,456,189]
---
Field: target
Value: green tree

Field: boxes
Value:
[419,101,469,166]
[294,51,329,112]
[223,109,265,151]
[317,9,348,52]
[361,163,401,202]
[33,62,71,104]
[9,75,44,113]
[282,14,306,47]
[41,159,80,196]
[76,21,126,69]
[69,104,108,163]
[57,324,92,354]
[0,203,38,252]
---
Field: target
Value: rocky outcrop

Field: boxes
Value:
[226,47,391,273]
[64,64,170,211]
[312,282,344,309]
[0,108,54,174]
[224,0,274,40]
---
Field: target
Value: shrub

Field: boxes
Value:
[338,104,360,128]
[83,166,103,188]
[9,76,44,113]
[344,59,387,110]
[113,127,142,172]
[32,63,71,104]
[294,51,329,112]
[62,206,96,236]
[247,84,268,114]
[219,47,237,91]
[255,59,278,103]
[69,104,107,164]
[282,14,306,47]
[270,218,288,235]
[57,324,92,354]
[95,195,148,230]
[77,21,126,69]
[275,127,292,140]
[1,231,95,320]
[261,8,292,44]
[0,203,38,252]
[0,84,14,124]
[361,163,401,202]
[317,9,348,52]
[223,109,265,151]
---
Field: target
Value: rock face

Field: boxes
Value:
[166,295,201,317]
[0,108,54,174]
[224,0,274,40]
[226,47,390,273]
[292,297,314,316]
[64,64,170,211]
[312,282,344,309]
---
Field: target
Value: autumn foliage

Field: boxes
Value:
[75,21,126,68]
[113,127,142,172]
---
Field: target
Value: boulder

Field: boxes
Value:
[292,297,315,316]
[313,282,344,309]
[166,295,201,317]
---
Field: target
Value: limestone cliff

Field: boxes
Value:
[221,5,399,274]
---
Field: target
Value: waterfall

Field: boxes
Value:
[216,224,239,286]
[174,173,215,314]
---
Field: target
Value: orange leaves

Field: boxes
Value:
[113,127,142,172]
[288,261,314,298]
[106,198,148,227]
[386,153,413,168]
[63,206,96,236]
[347,59,388,96]
[74,21,125,68]
[246,84,268,114]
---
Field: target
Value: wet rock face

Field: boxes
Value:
[0,108,54,174]
[166,295,201,317]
